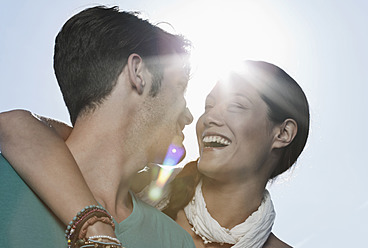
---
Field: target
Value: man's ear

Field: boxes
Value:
[127,53,146,95]
[272,119,298,149]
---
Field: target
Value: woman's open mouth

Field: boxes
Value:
[202,135,231,148]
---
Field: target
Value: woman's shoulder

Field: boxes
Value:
[263,233,292,248]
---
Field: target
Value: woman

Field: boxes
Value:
[164,60,309,247]
[0,60,309,247]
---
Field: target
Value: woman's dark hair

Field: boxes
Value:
[163,160,201,220]
[54,6,191,125]
[240,60,310,179]
[164,60,310,219]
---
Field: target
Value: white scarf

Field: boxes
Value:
[184,180,275,248]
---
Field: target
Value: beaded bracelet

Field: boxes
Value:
[65,205,114,248]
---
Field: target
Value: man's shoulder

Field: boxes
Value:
[263,233,292,248]
[0,153,34,195]
[0,154,66,247]
[0,153,11,167]
[135,195,182,226]
[132,196,195,247]
[0,153,23,186]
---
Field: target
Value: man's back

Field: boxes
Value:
[117,192,195,247]
[0,154,66,247]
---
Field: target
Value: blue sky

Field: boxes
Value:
[1,1,367,247]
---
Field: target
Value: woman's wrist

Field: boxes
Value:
[85,221,116,238]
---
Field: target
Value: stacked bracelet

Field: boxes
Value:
[65,205,115,248]
[76,235,123,248]
[78,215,115,239]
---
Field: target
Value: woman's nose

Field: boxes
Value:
[203,106,223,127]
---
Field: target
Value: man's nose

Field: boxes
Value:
[183,107,194,126]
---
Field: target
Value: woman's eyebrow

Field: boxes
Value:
[205,94,215,102]
[232,93,254,104]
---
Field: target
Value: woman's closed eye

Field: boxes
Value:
[204,104,214,112]
[228,102,247,112]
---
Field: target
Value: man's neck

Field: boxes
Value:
[65,121,147,222]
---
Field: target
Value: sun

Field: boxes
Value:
[148,0,296,182]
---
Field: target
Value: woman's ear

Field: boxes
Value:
[272,119,298,149]
[127,53,146,95]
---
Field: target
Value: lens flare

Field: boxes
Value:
[148,185,162,201]
[163,144,185,166]
[148,144,185,201]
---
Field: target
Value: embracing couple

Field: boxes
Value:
[0,5,309,248]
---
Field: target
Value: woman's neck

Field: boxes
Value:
[201,176,267,229]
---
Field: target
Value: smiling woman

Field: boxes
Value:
[164,60,310,248]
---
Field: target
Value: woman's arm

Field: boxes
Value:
[34,113,73,141]
[0,110,114,237]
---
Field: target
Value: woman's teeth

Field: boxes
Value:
[203,135,231,147]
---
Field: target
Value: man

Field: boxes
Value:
[0,6,194,247]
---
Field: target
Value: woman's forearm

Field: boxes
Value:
[0,110,98,225]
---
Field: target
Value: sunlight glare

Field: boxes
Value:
[147,143,184,201]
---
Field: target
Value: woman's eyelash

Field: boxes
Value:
[204,104,214,110]
[227,103,247,111]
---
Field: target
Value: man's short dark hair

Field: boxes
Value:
[54,6,191,125]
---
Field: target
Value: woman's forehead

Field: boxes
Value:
[208,79,260,98]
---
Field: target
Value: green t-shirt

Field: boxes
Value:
[0,154,195,248]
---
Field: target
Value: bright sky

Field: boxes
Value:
[1,1,367,247]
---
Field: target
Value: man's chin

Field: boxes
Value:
[176,146,186,164]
